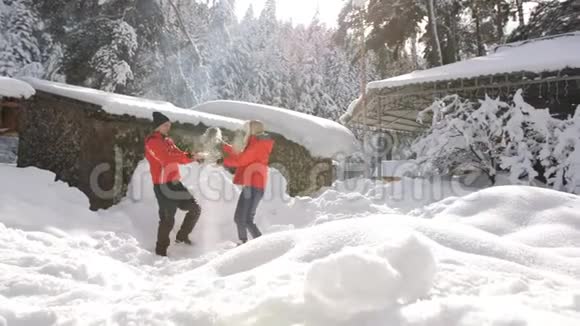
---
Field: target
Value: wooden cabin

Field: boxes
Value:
[17,79,338,210]
[343,32,580,134]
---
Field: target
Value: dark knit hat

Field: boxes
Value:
[152,111,170,128]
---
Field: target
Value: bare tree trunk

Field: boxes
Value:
[411,32,419,69]
[427,0,443,66]
[496,0,504,41]
[473,1,485,56]
[447,4,460,63]
[359,7,367,119]
[167,0,202,67]
[516,0,525,26]
[453,1,463,61]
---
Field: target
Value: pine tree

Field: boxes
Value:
[508,0,580,42]
[208,0,242,101]
[427,0,443,66]
[88,21,138,92]
[139,0,212,106]
[260,0,277,27]
[33,0,164,92]
[0,0,46,77]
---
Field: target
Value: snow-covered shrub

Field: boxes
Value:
[412,94,507,183]
[500,90,554,184]
[413,90,580,193]
[544,106,580,193]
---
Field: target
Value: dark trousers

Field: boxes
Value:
[153,181,201,254]
[234,186,264,242]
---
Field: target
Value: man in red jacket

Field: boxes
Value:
[222,120,274,245]
[145,112,202,256]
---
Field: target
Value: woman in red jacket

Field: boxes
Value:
[222,120,274,245]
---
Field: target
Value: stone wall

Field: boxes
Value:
[18,91,334,210]
[268,134,334,196]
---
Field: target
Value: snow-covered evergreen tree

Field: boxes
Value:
[0,0,51,78]
[89,21,137,92]
[1,0,365,124]
[140,0,212,106]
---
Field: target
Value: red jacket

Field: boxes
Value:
[223,134,274,189]
[145,131,194,185]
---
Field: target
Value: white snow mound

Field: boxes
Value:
[304,234,436,320]
[419,185,580,249]
[193,100,360,157]
[0,77,35,99]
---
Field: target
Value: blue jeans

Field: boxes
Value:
[234,186,264,242]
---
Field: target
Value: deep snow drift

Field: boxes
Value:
[1,162,580,326]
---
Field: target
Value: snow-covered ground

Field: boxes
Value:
[1,162,580,325]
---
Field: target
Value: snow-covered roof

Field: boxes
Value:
[193,100,360,157]
[0,76,35,99]
[19,79,358,158]
[19,78,244,131]
[369,32,580,89]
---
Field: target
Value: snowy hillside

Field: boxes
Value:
[1,162,580,325]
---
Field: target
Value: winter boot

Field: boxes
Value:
[155,247,168,257]
[176,235,193,245]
